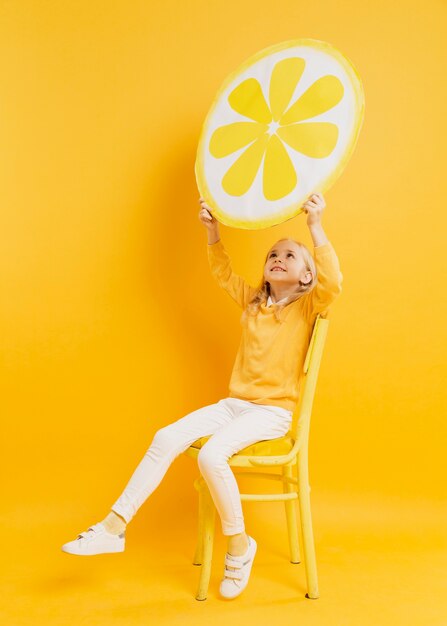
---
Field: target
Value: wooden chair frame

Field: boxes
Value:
[183,313,329,600]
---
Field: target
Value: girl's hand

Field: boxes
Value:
[198,197,219,231]
[302,192,326,226]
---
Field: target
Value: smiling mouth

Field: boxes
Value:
[271,267,286,272]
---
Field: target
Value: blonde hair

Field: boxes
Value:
[241,238,317,324]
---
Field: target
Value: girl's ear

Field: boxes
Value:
[300,271,313,285]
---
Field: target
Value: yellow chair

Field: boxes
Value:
[184,313,330,601]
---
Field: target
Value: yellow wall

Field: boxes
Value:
[1,0,445,535]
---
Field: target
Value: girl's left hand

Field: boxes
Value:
[302,192,326,226]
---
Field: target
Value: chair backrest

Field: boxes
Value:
[289,313,330,449]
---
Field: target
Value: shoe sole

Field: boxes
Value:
[61,543,125,556]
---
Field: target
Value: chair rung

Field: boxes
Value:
[234,471,298,485]
[240,492,298,501]
[193,473,300,495]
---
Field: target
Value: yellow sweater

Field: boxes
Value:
[207,238,343,412]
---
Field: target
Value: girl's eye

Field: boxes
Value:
[287,253,294,257]
[269,253,276,257]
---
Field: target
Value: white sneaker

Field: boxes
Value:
[61,522,125,555]
[219,535,257,599]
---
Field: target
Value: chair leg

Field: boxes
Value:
[193,481,204,566]
[195,481,216,601]
[282,465,301,564]
[297,457,320,599]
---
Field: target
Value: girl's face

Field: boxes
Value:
[264,240,312,287]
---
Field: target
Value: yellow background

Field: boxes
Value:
[1,1,446,624]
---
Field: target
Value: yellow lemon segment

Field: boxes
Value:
[280,74,344,124]
[277,122,339,158]
[263,135,298,200]
[209,122,269,158]
[196,39,365,229]
[269,57,306,121]
[228,78,272,123]
[222,134,270,196]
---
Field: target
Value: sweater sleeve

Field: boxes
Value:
[207,239,256,309]
[302,241,343,318]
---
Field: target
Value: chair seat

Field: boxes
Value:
[189,433,295,457]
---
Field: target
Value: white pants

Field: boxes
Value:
[111,397,293,535]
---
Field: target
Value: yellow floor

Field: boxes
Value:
[2,489,446,626]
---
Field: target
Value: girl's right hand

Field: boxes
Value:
[198,197,219,230]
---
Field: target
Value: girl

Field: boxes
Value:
[61,191,343,600]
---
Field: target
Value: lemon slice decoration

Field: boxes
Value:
[195,39,365,229]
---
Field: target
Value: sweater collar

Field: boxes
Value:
[266,294,288,307]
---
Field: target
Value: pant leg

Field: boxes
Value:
[197,398,293,536]
[111,399,238,523]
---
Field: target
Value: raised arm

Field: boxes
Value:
[301,193,343,317]
[198,198,255,309]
